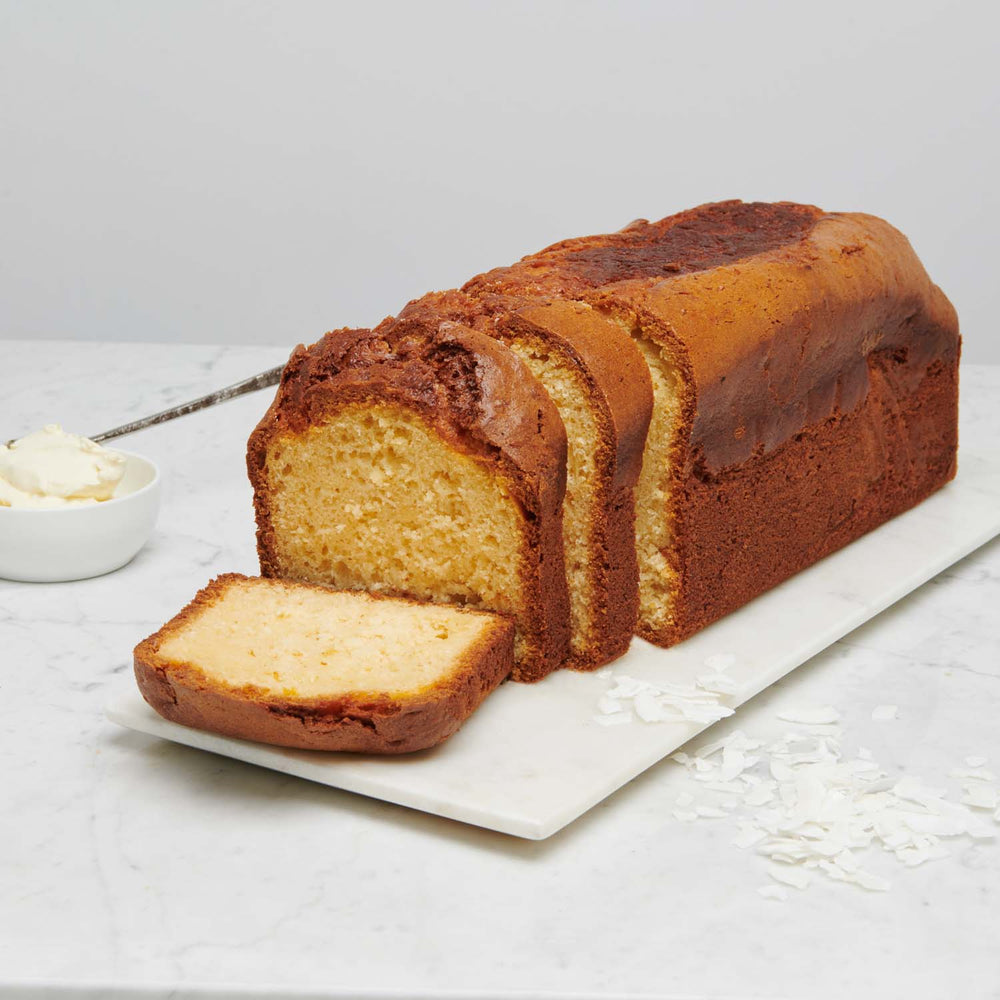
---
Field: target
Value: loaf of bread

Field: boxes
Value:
[393,289,653,669]
[247,320,570,682]
[133,574,514,753]
[464,201,960,644]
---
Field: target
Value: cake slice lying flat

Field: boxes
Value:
[133,574,514,753]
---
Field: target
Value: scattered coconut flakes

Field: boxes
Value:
[757,884,788,901]
[964,755,988,768]
[961,784,1000,810]
[776,706,841,726]
[668,715,996,898]
[594,672,735,727]
[871,705,899,721]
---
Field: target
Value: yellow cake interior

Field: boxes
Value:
[263,402,526,648]
[156,578,492,698]
[617,320,685,635]
[507,334,599,658]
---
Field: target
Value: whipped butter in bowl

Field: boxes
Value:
[0,424,127,508]
[0,425,160,582]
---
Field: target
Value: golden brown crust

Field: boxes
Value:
[396,290,653,669]
[592,211,959,473]
[460,200,960,647]
[133,574,514,753]
[463,201,958,473]
[649,352,959,645]
[247,323,570,682]
[463,201,823,300]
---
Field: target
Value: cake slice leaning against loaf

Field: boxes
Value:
[394,289,653,670]
[247,320,570,682]
[133,574,515,753]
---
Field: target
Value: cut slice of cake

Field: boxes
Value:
[133,574,514,753]
[395,289,653,670]
[247,321,570,682]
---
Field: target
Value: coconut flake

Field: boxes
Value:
[757,884,788,901]
[768,863,811,889]
[696,672,740,695]
[961,784,1000,810]
[666,703,995,899]
[703,653,737,672]
[950,767,996,782]
[850,869,891,892]
[596,693,625,715]
[776,706,841,726]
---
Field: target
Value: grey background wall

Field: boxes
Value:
[2,0,997,362]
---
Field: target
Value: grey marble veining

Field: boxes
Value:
[1,343,998,999]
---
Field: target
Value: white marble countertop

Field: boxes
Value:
[2,341,998,1000]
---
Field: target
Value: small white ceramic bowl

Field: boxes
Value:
[0,451,161,583]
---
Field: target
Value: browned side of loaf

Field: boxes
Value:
[660,351,958,643]
[133,574,515,754]
[247,323,570,682]
[465,201,960,646]
[398,289,653,668]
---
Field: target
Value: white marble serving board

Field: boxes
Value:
[107,447,1000,840]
